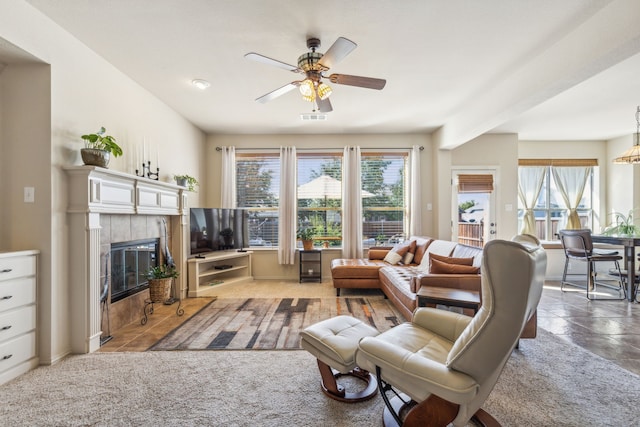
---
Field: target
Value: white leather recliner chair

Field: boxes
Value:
[356,238,547,427]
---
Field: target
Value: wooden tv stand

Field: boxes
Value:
[187,251,253,297]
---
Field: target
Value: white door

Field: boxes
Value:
[451,169,497,247]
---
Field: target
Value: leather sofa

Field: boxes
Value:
[330,236,538,338]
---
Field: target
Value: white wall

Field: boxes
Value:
[0,1,205,363]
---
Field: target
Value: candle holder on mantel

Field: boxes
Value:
[136,161,159,180]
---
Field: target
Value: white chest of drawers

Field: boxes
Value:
[0,250,38,385]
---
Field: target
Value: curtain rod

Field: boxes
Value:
[216,146,424,151]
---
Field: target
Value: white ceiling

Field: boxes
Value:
[22,0,640,145]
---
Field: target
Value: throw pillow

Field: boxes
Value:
[429,258,480,274]
[429,252,474,266]
[383,250,403,265]
[413,242,429,265]
[402,252,415,265]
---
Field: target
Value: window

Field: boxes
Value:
[297,153,343,247]
[361,152,407,246]
[236,149,410,249]
[236,153,280,247]
[518,159,596,241]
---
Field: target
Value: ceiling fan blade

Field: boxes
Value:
[244,53,302,73]
[255,82,299,103]
[328,74,386,90]
[316,97,333,113]
[317,37,357,70]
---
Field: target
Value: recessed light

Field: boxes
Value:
[192,79,210,90]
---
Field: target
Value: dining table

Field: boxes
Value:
[591,234,640,302]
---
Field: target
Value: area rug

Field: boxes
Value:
[150,297,405,350]
[2,329,639,426]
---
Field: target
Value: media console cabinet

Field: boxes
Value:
[187,251,253,297]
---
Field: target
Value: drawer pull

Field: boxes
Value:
[0,269,12,273]
[0,325,11,331]
[1,354,12,361]
[0,296,12,301]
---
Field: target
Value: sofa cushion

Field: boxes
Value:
[331,259,388,279]
[418,240,458,272]
[402,252,414,265]
[429,258,481,275]
[383,240,417,265]
[452,243,483,268]
[429,252,474,266]
[383,251,403,265]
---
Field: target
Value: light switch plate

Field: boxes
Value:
[24,187,35,203]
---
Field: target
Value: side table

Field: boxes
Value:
[300,250,322,283]
[417,286,481,314]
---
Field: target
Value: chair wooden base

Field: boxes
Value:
[382,394,501,427]
[316,359,377,403]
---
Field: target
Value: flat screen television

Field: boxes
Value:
[189,208,249,256]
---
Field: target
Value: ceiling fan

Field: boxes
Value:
[245,37,386,113]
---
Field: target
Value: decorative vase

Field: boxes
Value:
[175,177,187,187]
[81,148,110,168]
[148,278,172,303]
[302,240,314,251]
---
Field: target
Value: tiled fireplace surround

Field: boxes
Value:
[100,214,173,333]
[66,166,187,353]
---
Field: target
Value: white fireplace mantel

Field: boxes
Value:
[65,166,187,353]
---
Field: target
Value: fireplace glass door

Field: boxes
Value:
[110,239,159,303]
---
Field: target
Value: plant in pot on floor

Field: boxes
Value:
[145,264,180,304]
[297,227,315,251]
[173,174,199,192]
[80,126,123,168]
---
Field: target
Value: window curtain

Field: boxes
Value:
[552,166,591,229]
[408,145,422,237]
[342,146,363,258]
[517,166,545,235]
[220,146,236,208]
[278,146,297,264]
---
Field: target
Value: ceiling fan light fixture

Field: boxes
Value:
[298,79,316,99]
[317,82,332,100]
[613,106,640,164]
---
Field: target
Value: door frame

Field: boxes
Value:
[451,167,498,246]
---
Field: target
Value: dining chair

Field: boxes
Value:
[558,229,626,300]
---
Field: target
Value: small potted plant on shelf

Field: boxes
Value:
[297,227,315,251]
[145,264,180,304]
[220,227,233,245]
[173,174,199,192]
[80,126,123,168]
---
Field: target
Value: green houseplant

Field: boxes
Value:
[145,264,179,303]
[173,174,199,192]
[297,227,315,250]
[80,126,123,168]
[602,210,639,236]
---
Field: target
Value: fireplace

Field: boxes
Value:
[110,239,160,303]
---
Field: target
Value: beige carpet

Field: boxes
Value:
[1,329,639,426]
[150,297,404,350]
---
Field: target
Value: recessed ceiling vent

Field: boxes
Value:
[300,113,328,121]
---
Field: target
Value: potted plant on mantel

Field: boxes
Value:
[173,174,199,192]
[145,264,179,304]
[80,126,123,168]
[297,227,315,251]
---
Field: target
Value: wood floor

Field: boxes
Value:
[99,279,640,375]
